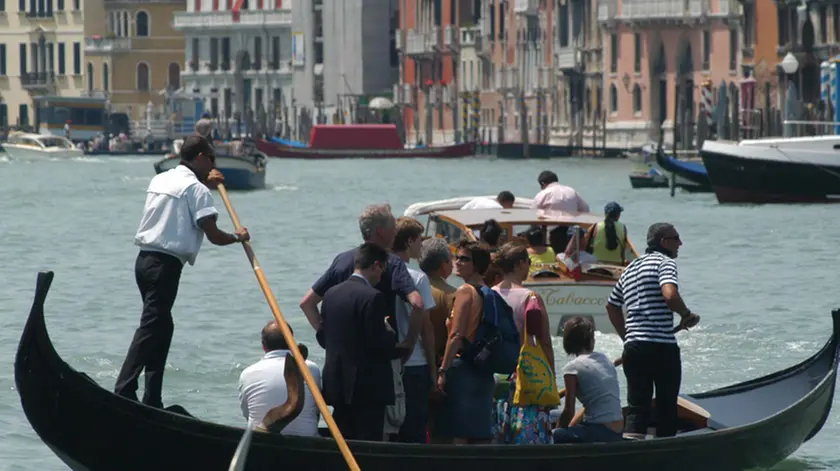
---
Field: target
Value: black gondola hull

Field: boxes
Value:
[15,272,840,471]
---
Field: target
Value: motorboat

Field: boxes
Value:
[1,132,84,160]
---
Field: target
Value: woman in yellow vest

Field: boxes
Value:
[585,201,627,264]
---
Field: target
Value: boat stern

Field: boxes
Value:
[526,281,618,336]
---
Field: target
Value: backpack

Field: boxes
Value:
[461,284,521,375]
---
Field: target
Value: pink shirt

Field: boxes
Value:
[530,182,590,213]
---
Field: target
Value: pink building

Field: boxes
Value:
[599,0,743,146]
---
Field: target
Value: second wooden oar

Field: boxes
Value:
[216,183,361,471]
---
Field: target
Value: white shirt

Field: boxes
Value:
[557,251,599,267]
[530,182,590,213]
[239,349,323,436]
[395,267,437,367]
[134,165,218,265]
[460,197,503,210]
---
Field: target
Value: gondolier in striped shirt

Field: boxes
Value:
[606,222,700,438]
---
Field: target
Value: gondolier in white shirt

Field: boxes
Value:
[114,134,250,409]
[606,222,700,439]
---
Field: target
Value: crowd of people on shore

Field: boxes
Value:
[112,133,700,447]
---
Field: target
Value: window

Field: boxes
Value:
[254,36,262,69]
[168,62,180,89]
[47,42,53,72]
[213,0,219,10]
[86,62,93,91]
[210,37,219,69]
[103,63,109,91]
[610,34,617,74]
[135,11,149,37]
[0,104,7,127]
[729,29,737,71]
[702,30,710,70]
[72,41,80,74]
[271,36,279,68]
[73,0,79,10]
[191,37,199,70]
[57,43,65,74]
[633,33,641,73]
[221,37,231,70]
[223,88,231,118]
[18,0,23,13]
[57,0,63,10]
[19,43,26,75]
[0,45,5,76]
[632,84,641,114]
[137,62,150,90]
[19,104,28,127]
[275,0,282,7]
[610,84,617,113]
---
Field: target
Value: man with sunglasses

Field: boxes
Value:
[605,222,700,439]
[115,134,250,409]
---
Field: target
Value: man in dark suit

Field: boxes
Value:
[320,242,403,441]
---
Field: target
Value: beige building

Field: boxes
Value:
[0,0,86,128]
[84,0,185,131]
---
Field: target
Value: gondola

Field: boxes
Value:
[652,145,714,192]
[15,271,840,471]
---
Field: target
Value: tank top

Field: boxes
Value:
[528,247,557,271]
[591,221,626,263]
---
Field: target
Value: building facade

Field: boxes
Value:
[84,0,185,134]
[739,0,778,111]
[173,0,293,130]
[0,0,86,129]
[598,0,743,147]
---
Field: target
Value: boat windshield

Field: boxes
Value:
[39,137,74,149]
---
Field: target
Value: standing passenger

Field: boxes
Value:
[606,223,700,438]
[530,170,590,213]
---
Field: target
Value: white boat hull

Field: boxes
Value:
[526,281,621,336]
[2,144,84,160]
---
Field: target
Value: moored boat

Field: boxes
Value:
[256,124,476,159]
[700,137,840,204]
[405,201,640,335]
[16,271,840,471]
[1,132,84,160]
[629,167,669,189]
[154,139,267,191]
[651,144,713,192]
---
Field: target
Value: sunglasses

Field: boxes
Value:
[455,255,472,263]
[662,235,681,242]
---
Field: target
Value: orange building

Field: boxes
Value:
[740,0,779,109]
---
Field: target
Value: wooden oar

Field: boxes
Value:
[216,184,361,471]
[228,419,257,471]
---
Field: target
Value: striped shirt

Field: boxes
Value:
[607,252,679,344]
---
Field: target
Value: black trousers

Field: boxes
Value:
[332,404,386,441]
[622,340,682,437]
[114,251,183,408]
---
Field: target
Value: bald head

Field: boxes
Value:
[195,118,213,140]
[261,320,291,351]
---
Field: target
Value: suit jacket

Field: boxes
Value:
[320,275,401,406]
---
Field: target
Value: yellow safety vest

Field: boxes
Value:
[591,221,626,263]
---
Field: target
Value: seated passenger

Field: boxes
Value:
[480,219,504,257]
[557,227,598,267]
[525,225,556,271]
[239,321,322,436]
[552,317,623,444]
[584,201,628,265]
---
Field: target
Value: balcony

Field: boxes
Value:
[460,26,482,50]
[21,71,54,90]
[555,46,577,70]
[513,0,539,15]
[444,25,459,51]
[393,83,413,106]
[84,36,132,55]
[172,10,292,31]
[615,0,711,24]
[404,28,441,57]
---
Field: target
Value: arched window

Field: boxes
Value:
[168,62,181,89]
[103,63,110,91]
[137,62,150,91]
[610,84,618,113]
[135,11,150,37]
[87,62,94,91]
[633,84,642,114]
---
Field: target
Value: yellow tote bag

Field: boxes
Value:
[512,294,561,407]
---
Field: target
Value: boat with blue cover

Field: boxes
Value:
[647,144,713,191]
[154,139,267,190]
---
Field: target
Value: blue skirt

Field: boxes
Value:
[433,357,495,440]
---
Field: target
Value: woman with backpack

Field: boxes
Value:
[433,240,495,444]
[491,242,560,444]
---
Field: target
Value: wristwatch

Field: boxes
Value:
[437,367,447,376]
[233,232,242,243]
